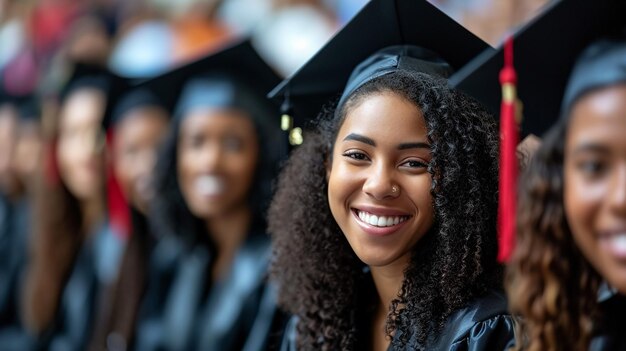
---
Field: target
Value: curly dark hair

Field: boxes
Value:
[506,119,601,351]
[269,70,503,350]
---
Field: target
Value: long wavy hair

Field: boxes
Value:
[506,118,602,351]
[23,102,106,335]
[269,70,503,350]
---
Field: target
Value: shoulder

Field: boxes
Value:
[278,315,298,351]
[429,290,516,351]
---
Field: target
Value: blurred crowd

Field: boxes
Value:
[0,0,551,350]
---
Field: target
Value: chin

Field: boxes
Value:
[604,270,626,295]
[352,248,403,268]
[189,204,223,220]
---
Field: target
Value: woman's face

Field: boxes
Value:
[327,92,435,268]
[57,88,106,201]
[113,107,169,214]
[564,84,626,294]
[177,108,259,219]
[0,105,20,197]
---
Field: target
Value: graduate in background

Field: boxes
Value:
[0,91,41,350]
[268,0,515,349]
[22,65,127,351]
[88,84,171,350]
[475,0,626,349]
[133,40,288,351]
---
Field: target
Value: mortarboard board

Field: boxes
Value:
[268,0,493,145]
[16,95,41,122]
[135,39,282,123]
[449,0,626,138]
[105,87,170,131]
[134,38,288,169]
[61,63,130,131]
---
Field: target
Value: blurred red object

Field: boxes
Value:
[29,0,82,58]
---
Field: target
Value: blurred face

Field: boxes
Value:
[177,108,259,219]
[564,84,626,294]
[327,92,434,268]
[13,120,42,187]
[57,88,106,201]
[113,107,169,214]
[0,104,20,197]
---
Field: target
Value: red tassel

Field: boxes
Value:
[498,36,519,263]
[106,130,131,239]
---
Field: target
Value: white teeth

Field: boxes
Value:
[357,211,408,228]
[196,175,225,196]
[610,234,626,254]
[369,215,379,226]
[377,217,386,227]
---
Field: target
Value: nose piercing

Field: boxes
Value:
[391,185,399,194]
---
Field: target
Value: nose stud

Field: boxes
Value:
[391,185,399,194]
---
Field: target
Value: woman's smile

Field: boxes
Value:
[327,92,434,267]
[351,206,412,236]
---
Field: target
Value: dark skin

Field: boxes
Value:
[57,88,106,234]
[564,84,626,294]
[113,106,169,214]
[327,92,435,350]
[0,104,22,200]
[177,108,259,279]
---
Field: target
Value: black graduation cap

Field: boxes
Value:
[61,62,129,131]
[268,0,493,144]
[16,95,41,122]
[135,39,281,122]
[105,87,170,131]
[449,0,626,137]
[0,69,39,122]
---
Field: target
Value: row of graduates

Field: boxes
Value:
[1,0,625,350]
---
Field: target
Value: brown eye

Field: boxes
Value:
[401,160,428,168]
[577,159,607,178]
[223,136,243,152]
[342,151,369,161]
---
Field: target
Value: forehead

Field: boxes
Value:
[338,92,427,141]
[567,85,626,139]
[179,108,257,135]
[566,84,626,148]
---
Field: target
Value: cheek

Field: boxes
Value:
[225,148,258,191]
[408,177,435,223]
[113,156,133,195]
[327,159,359,211]
[177,147,197,191]
[56,137,77,175]
[564,167,604,234]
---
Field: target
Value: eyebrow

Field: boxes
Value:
[398,142,431,150]
[343,133,431,150]
[573,143,610,155]
[343,133,375,146]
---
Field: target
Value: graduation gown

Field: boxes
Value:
[41,222,126,351]
[133,229,283,351]
[281,290,516,351]
[590,285,626,351]
[0,197,34,350]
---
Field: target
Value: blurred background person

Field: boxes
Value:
[22,66,127,351]
[133,40,287,351]
[88,82,171,351]
[0,90,33,351]
[0,38,42,347]
[0,0,563,349]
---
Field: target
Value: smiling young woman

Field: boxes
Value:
[269,45,515,349]
[132,41,288,351]
[508,40,626,351]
